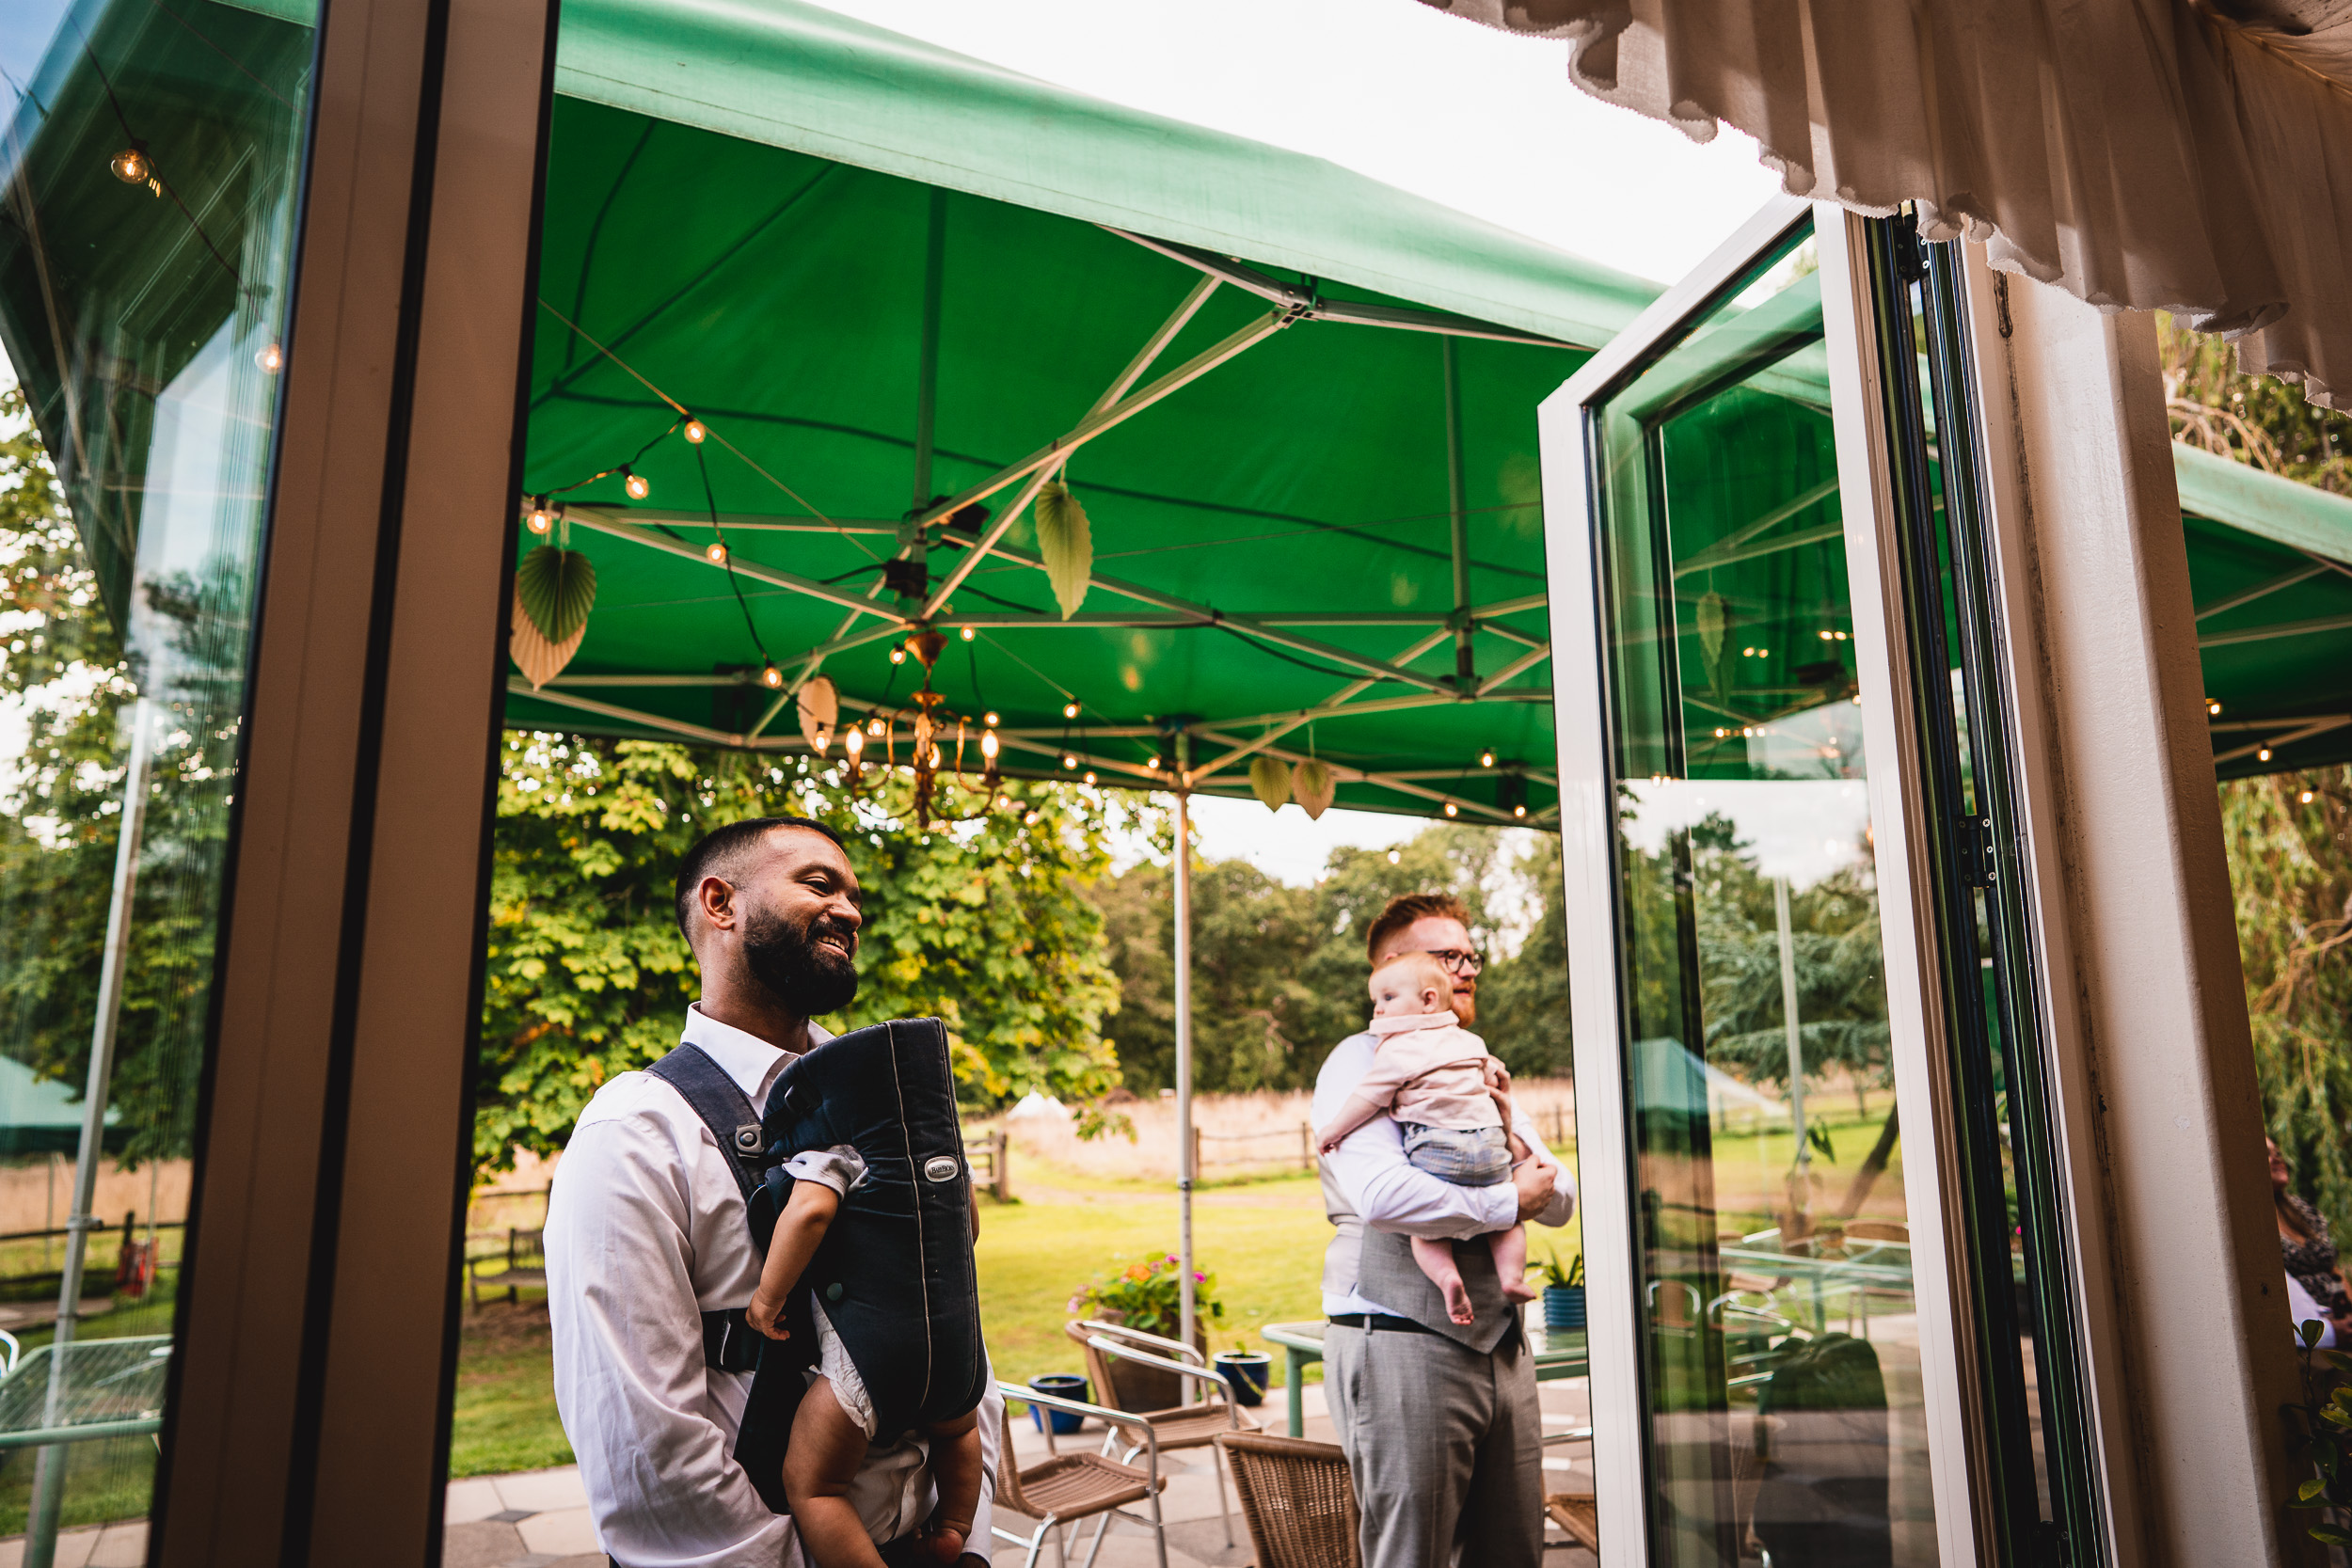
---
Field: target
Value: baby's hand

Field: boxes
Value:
[1316,1131,1346,1155]
[745,1288,790,1341]
[1483,1060,1512,1091]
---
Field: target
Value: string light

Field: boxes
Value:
[1443,801,1458,817]
[1062,702,1080,719]
[984,711,1000,727]
[526,498,552,535]
[867,718,886,737]
[890,647,907,665]
[2259,748,2273,762]
[1083,770,1098,784]
[1024,811,1041,825]
[624,467,649,500]
[1147,753,1161,769]
[2207,699,2222,716]
[1387,849,1401,864]
[109,146,150,183]
[980,731,1000,761]
[1480,751,1495,768]
[683,419,707,444]
[1513,804,1528,818]
[706,541,728,564]
[2301,789,2317,804]
[960,626,977,641]
[255,343,283,373]
[760,662,783,689]
[1063,753,1078,769]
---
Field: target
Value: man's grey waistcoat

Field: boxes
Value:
[1322,1157,1517,1354]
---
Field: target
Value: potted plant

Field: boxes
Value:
[1212,1348,1272,1407]
[1069,1253,1223,1410]
[1536,1249,1586,1333]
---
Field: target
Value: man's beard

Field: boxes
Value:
[741,904,859,1017]
[1450,985,1476,1027]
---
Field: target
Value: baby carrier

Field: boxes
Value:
[648,1016,985,1515]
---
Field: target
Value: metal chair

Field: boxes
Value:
[992,1380,1169,1568]
[1072,1323,1261,1546]
[1215,1431,1361,1568]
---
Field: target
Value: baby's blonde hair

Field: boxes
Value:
[1369,951,1454,1007]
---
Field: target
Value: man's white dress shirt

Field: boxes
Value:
[1313,1029,1576,1318]
[547,1006,1000,1567]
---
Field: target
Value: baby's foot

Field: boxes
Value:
[923,1520,969,1564]
[1440,1275,1475,1325]
[1502,1277,1539,1305]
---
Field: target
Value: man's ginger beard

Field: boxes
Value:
[739,901,860,1017]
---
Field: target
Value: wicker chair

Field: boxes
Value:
[1068,1322,1262,1546]
[1215,1431,1361,1568]
[991,1382,1170,1568]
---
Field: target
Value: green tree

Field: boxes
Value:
[475,734,1126,1174]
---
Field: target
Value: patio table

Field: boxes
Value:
[1713,1247,1915,1334]
[0,1335,171,1449]
[1260,1320,1589,1438]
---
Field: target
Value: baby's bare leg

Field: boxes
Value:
[918,1408,984,1564]
[783,1379,884,1568]
[1492,1222,1537,1302]
[1410,1235,1475,1325]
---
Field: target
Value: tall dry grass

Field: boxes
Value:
[987,1077,1580,1186]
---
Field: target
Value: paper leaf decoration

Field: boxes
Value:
[1248,755,1292,813]
[1292,759,1336,820]
[510,583,586,689]
[516,545,597,643]
[1036,481,1093,619]
[798,674,838,752]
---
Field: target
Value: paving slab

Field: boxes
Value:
[490,1465,589,1515]
[444,1476,504,1525]
[517,1505,603,1557]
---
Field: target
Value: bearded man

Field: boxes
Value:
[546,816,1001,1567]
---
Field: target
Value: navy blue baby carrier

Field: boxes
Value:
[647,1017,985,1517]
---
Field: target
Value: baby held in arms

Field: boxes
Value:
[1316,951,1552,1324]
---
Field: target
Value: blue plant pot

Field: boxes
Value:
[1027,1373,1089,1433]
[1543,1285,1587,1332]
[1214,1351,1271,1407]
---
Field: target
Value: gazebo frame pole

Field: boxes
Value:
[1174,742,1197,1380]
[1443,336,1472,686]
[26,698,152,1568]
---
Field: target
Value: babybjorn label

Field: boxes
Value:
[923,1156,960,1183]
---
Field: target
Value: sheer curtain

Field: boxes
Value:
[1425,0,2352,407]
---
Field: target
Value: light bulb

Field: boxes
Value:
[930,745,944,768]
[109,147,150,183]
[2207,699,2222,715]
[1443,801,1458,817]
[960,626,977,641]
[761,663,783,689]
[1480,751,1495,768]
[1083,770,1097,784]
[1387,849,1401,864]
[980,731,999,759]
[2301,789,2316,803]
[890,647,906,665]
[624,469,649,500]
[984,711,999,727]
[843,727,865,757]
[995,795,1011,810]
[1147,754,1161,769]
[706,541,728,564]
[1514,804,1527,818]
[683,419,707,444]
[1062,702,1079,719]
[2259,748,2273,762]
[255,343,283,373]
[1024,811,1040,825]
[526,499,551,534]
[1063,754,1077,769]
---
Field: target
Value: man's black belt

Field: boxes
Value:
[1327,1311,1439,1335]
[701,1307,762,1372]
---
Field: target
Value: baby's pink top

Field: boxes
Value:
[1351,1011,1500,1131]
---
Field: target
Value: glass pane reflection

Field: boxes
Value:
[0,0,314,1553]
[1592,220,1940,1566]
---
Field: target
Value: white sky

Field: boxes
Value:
[809,0,1783,284]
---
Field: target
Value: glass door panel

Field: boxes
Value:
[1585,214,1943,1566]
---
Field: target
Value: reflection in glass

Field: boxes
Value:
[0,0,313,1556]
[1591,219,1939,1565]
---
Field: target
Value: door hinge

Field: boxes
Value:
[1955,816,1998,886]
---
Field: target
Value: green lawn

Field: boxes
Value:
[0,1280,182,1535]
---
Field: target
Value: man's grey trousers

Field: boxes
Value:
[1323,1322,1546,1568]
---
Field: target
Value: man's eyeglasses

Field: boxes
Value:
[1422,948,1485,976]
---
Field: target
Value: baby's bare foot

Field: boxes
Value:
[1502,1278,1538,1304]
[1441,1275,1475,1325]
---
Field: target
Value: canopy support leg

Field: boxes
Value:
[1775,875,1809,1237]
[1444,337,1472,688]
[26,699,152,1568]
[1174,740,1197,1383]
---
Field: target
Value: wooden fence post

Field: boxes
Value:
[993,1130,1010,1203]
[1300,1121,1312,1172]
[1192,1125,1203,1184]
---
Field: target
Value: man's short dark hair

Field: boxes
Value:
[674,816,846,940]
[1363,892,1471,962]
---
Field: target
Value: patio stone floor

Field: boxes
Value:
[437,1380,1601,1566]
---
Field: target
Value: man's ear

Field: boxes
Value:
[697,875,737,933]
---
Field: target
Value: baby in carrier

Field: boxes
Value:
[1316,952,1551,1324]
[740,1018,986,1568]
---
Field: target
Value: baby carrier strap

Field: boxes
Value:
[644,1044,771,1375]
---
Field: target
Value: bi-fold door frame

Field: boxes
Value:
[1538,196,1994,1568]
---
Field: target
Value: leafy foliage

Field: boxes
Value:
[1067,1250,1221,1340]
[2285,1315,2352,1547]
[2160,313,2352,496]
[477,736,1126,1174]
